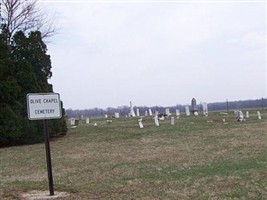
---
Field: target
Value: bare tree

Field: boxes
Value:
[0,0,57,42]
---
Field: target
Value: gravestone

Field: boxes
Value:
[130,101,136,117]
[176,109,180,116]
[170,116,175,125]
[70,118,75,126]
[165,108,171,116]
[154,116,160,126]
[138,118,144,128]
[155,110,159,117]
[185,106,190,116]
[237,111,244,122]
[234,110,239,118]
[86,117,89,124]
[191,98,198,114]
[115,112,120,118]
[136,108,140,117]
[149,109,153,116]
[159,115,165,120]
[202,103,208,116]
[246,111,249,118]
[105,114,108,118]
[145,110,148,116]
[257,111,262,120]
[74,119,79,126]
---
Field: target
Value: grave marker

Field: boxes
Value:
[170,116,175,125]
[202,103,208,116]
[136,108,140,117]
[185,106,190,116]
[246,111,249,118]
[115,112,120,118]
[154,116,160,126]
[257,111,262,120]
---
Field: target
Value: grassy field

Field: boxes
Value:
[1,110,267,199]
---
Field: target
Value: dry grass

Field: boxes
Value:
[0,110,267,199]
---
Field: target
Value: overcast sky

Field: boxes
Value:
[40,0,266,109]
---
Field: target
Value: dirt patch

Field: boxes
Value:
[21,190,70,200]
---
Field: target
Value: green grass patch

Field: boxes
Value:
[1,110,267,199]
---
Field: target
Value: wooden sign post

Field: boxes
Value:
[27,93,62,196]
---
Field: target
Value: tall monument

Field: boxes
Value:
[191,98,198,115]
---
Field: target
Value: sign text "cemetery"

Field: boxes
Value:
[27,93,62,120]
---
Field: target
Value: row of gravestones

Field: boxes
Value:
[105,106,208,120]
[68,109,263,128]
[138,116,176,128]
[235,110,262,122]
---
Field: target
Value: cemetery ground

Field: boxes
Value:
[0,110,267,199]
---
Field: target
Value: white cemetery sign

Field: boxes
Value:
[26,93,61,195]
[27,93,62,120]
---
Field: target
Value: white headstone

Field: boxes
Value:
[176,109,180,116]
[237,111,244,121]
[257,111,262,120]
[139,121,144,128]
[136,108,140,117]
[105,114,108,118]
[159,116,165,120]
[202,103,208,116]
[130,101,136,117]
[155,110,159,117]
[70,118,75,126]
[154,116,159,126]
[86,117,89,124]
[115,112,120,118]
[185,106,190,116]
[149,109,153,116]
[165,108,171,116]
[246,111,249,118]
[145,110,148,116]
[170,116,175,125]
[94,123,97,126]
[234,110,239,118]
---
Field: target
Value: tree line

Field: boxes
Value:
[66,98,267,118]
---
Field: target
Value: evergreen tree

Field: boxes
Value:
[0,29,67,147]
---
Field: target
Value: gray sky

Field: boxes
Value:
[41,0,266,109]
